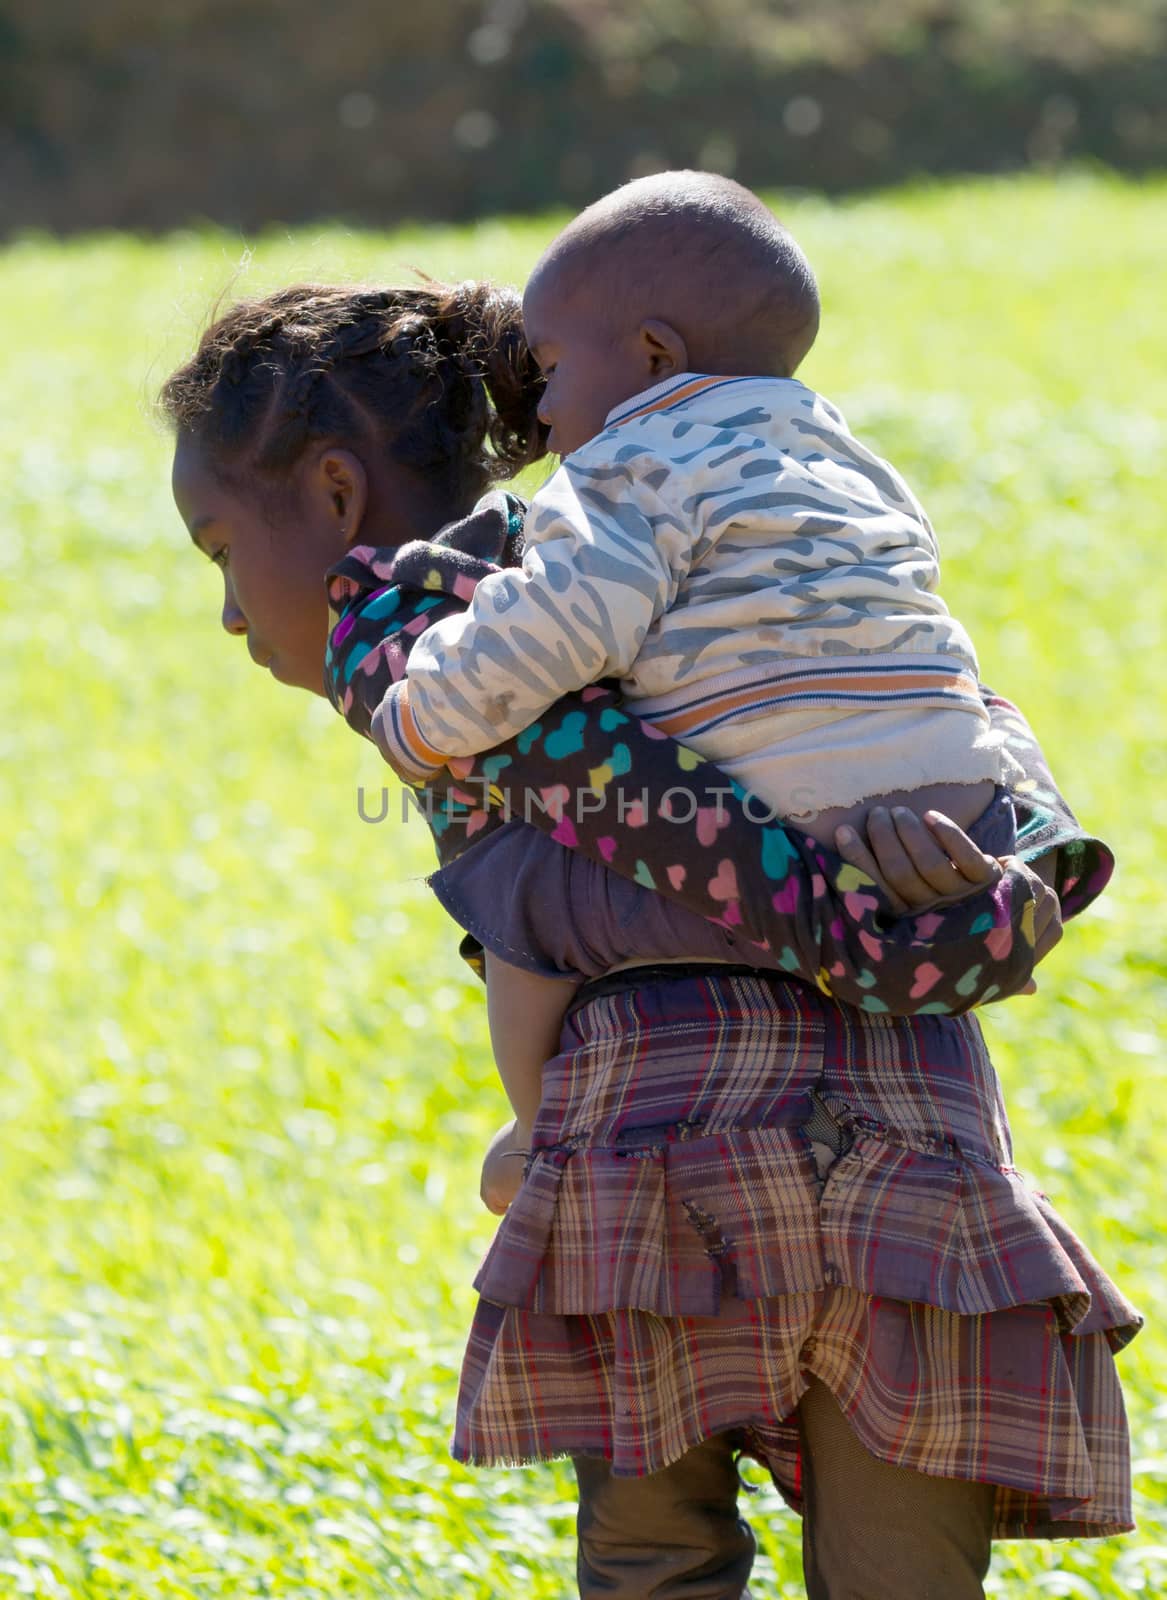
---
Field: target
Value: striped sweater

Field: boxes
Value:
[375,372,1006,814]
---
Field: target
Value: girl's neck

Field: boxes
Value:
[361,459,472,549]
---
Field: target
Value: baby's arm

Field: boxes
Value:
[369,460,687,782]
[794,778,996,854]
[480,953,580,1215]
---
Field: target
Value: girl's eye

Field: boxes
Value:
[211,546,229,569]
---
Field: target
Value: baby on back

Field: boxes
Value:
[380,169,1009,845]
[369,171,1015,1197]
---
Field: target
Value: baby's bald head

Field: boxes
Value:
[529,171,820,380]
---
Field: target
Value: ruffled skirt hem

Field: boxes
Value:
[454,1287,1136,1541]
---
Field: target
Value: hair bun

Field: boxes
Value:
[160,279,549,501]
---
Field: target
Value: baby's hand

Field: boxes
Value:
[480,1118,531,1216]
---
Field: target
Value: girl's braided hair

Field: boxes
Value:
[160,279,547,503]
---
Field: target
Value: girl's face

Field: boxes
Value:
[172,434,351,696]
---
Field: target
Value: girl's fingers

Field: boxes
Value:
[834,824,910,914]
[860,808,928,904]
[838,815,1058,943]
[863,806,963,905]
[887,807,976,897]
[922,811,1003,885]
[845,812,960,915]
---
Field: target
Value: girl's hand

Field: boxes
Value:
[480,1117,530,1216]
[835,806,1003,916]
[835,809,1063,991]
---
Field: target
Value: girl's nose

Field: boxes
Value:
[221,587,247,636]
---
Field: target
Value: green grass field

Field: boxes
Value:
[0,172,1164,1597]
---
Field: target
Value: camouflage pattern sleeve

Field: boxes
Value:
[383,454,686,764]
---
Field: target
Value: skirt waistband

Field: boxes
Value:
[568,963,775,1015]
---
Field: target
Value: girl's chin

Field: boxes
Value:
[268,658,322,695]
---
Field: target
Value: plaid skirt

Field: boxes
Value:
[454,971,1143,1539]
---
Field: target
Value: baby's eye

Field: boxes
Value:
[211,546,229,568]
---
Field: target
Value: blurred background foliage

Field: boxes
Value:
[2,0,1166,233]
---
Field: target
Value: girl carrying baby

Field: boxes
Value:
[163,267,1139,1598]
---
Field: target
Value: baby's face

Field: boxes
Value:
[522,271,656,457]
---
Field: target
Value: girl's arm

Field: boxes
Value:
[325,503,1111,1015]
[442,692,1048,1015]
[976,686,1114,919]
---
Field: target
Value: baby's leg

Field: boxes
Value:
[484,952,581,1135]
[794,778,997,851]
[798,1377,994,1600]
[480,957,581,1214]
[574,1438,755,1599]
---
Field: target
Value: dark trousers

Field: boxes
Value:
[573,1378,996,1599]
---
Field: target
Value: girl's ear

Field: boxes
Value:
[308,447,369,546]
[638,318,688,380]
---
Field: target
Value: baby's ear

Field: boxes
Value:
[639,318,688,379]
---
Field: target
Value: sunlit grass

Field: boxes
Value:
[0,171,1164,1596]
